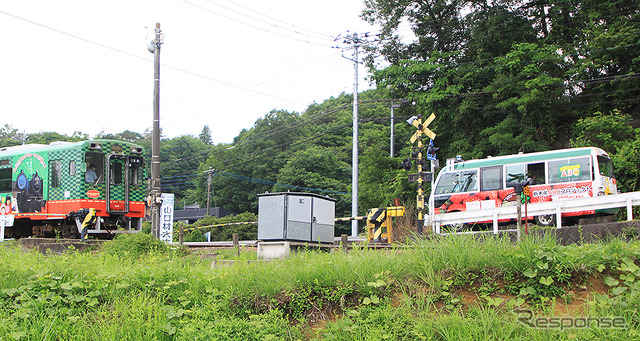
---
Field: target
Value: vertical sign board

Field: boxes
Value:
[0,214,14,242]
[159,193,175,243]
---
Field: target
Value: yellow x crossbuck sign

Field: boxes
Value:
[410,113,436,143]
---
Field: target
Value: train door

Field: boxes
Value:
[106,154,129,214]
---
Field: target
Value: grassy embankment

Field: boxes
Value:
[0,233,639,340]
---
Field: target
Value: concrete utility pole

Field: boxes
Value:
[338,31,374,236]
[389,102,401,157]
[149,23,163,238]
[205,168,215,216]
[351,36,360,238]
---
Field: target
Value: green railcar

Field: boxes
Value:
[0,140,146,238]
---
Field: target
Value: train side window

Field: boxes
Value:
[0,168,11,192]
[50,160,62,188]
[480,166,503,191]
[69,161,76,176]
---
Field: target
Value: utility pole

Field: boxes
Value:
[149,23,163,238]
[389,102,401,157]
[205,168,215,216]
[351,35,359,237]
[339,32,369,237]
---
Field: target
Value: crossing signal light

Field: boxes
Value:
[401,158,412,171]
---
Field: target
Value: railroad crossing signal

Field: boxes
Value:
[410,113,436,143]
[406,113,437,234]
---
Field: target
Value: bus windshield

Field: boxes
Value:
[434,171,478,195]
[597,155,614,177]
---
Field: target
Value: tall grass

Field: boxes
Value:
[0,234,639,340]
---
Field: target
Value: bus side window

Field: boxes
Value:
[459,171,478,192]
[506,164,526,183]
[481,166,502,191]
[549,157,591,183]
[527,162,545,185]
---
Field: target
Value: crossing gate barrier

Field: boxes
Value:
[366,206,405,244]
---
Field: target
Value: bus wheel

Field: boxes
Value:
[444,222,466,233]
[535,214,556,227]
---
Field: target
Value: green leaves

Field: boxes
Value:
[539,276,554,286]
[523,268,538,278]
[362,295,380,305]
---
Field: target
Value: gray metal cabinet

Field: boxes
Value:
[257,192,335,244]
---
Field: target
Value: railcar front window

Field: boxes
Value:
[129,156,144,186]
[85,152,104,184]
[111,162,123,185]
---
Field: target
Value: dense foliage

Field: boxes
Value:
[1,1,639,237]
[363,0,640,158]
[1,235,640,339]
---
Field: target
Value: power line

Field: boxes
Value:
[222,0,337,40]
[0,9,310,111]
[204,0,336,42]
[181,0,335,48]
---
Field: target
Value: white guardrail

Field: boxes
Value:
[428,192,640,235]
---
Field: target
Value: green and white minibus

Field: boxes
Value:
[429,147,617,226]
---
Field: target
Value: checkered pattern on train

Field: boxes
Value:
[47,146,83,200]
[47,141,147,202]
[82,141,146,202]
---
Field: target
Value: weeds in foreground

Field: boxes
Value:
[0,235,639,340]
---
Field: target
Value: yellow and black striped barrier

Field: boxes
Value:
[336,206,405,244]
[367,206,405,244]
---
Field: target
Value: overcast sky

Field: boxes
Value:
[0,0,380,144]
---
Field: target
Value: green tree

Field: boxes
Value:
[205,109,307,213]
[0,124,24,148]
[275,146,351,217]
[572,110,640,192]
[159,135,211,202]
[362,0,640,161]
[199,125,213,145]
[96,130,144,143]
[26,132,85,144]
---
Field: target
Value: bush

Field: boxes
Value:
[100,232,170,259]
[184,230,207,242]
